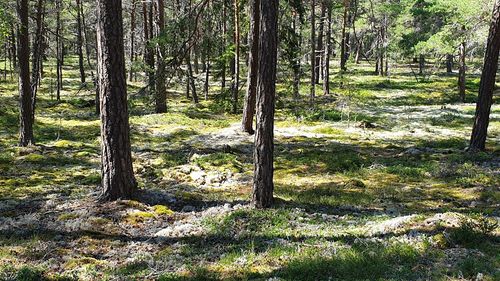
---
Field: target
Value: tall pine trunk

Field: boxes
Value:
[31,0,45,121]
[241,0,260,134]
[76,0,86,84]
[231,0,240,114]
[56,0,62,100]
[129,0,136,82]
[96,0,137,200]
[458,39,466,102]
[315,1,326,84]
[155,0,167,113]
[469,0,500,151]
[252,0,278,209]
[17,0,34,146]
[340,0,350,71]
[323,5,331,96]
[310,0,316,102]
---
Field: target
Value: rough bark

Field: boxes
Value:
[96,0,137,200]
[252,0,278,209]
[241,0,260,134]
[17,0,34,146]
[469,0,500,151]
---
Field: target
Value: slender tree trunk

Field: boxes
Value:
[310,0,316,102]
[231,0,240,114]
[315,1,326,84]
[204,0,211,100]
[458,39,466,103]
[187,54,199,103]
[129,0,136,82]
[340,0,350,71]
[155,0,167,113]
[56,0,62,100]
[221,0,227,91]
[355,38,362,64]
[241,0,260,134]
[17,0,34,146]
[418,54,425,75]
[252,0,278,209]
[10,25,17,70]
[96,0,137,200]
[323,5,331,96]
[76,0,85,84]
[292,14,301,100]
[469,0,500,151]
[31,0,45,122]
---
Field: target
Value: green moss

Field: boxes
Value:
[153,205,175,216]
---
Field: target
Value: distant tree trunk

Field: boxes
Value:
[418,54,425,75]
[17,0,34,146]
[292,12,301,100]
[221,0,227,91]
[241,0,260,134]
[76,0,85,84]
[204,1,212,100]
[310,0,316,102]
[355,37,362,64]
[315,1,326,84]
[129,0,136,82]
[155,0,167,113]
[31,0,45,121]
[96,0,137,200]
[231,0,240,114]
[143,2,155,94]
[446,54,453,73]
[56,0,62,100]
[186,53,199,103]
[252,0,278,209]
[458,39,466,103]
[469,0,500,151]
[340,0,350,71]
[323,5,331,96]
[10,25,17,70]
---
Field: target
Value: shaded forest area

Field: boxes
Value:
[0,0,499,280]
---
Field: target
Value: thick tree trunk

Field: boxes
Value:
[310,0,316,102]
[469,0,500,151]
[458,40,466,103]
[155,0,167,113]
[252,0,278,209]
[17,0,34,146]
[315,1,326,84]
[231,0,240,114]
[323,5,331,96]
[241,0,260,134]
[76,0,86,84]
[96,0,137,200]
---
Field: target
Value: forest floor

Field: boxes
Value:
[0,59,499,280]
